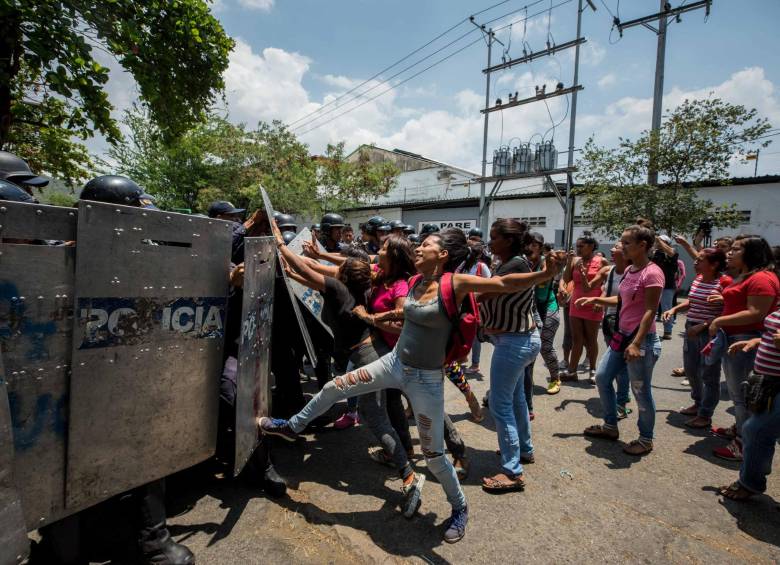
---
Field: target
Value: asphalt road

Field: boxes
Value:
[152,320,779,563]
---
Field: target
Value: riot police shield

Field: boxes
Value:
[258,186,318,365]
[66,202,232,509]
[0,354,30,564]
[0,201,77,530]
[285,227,332,337]
[233,237,275,476]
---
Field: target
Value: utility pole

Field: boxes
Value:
[564,0,585,249]
[616,0,712,186]
[476,25,496,229]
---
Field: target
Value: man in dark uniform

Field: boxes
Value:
[318,212,345,253]
[276,213,297,234]
[389,219,406,237]
[419,223,440,242]
[468,227,483,243]
[208,201,247,264]
[361,216,385,254]
[79,175,194,565]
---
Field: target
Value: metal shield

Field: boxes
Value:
[0,201,77,530]
[66,202,232,509]
[258,186,318,366]
[233,237,275,476]
[0,354,30,565]
[285,227,332,337]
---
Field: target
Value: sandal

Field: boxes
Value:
[671,368,685,377]
[719,481,755,501]
[482,473,525,492]
[583,424,619,440]
[685,416,712,429]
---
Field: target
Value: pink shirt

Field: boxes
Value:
[618,262,665,333]
[369,278,409,347]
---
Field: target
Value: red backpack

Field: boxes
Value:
[408,272,480,365]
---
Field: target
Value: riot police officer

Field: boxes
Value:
[319,212,345,253]
[468,227,484,243]
[0,179,35,203]
[311,223,321,240]
[402,224,415,237]
[389,219,406,236]
[78,175,194,565]
[419,223,440,242]
[276,213,297,234]
[0,150,49,196]
[361,216,385,254]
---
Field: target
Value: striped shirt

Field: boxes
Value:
[755,309,780,377]
[480,256,535,333]
[687,274,732,324]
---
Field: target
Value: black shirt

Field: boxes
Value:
[651,250,679,289]
[321,277,371,356]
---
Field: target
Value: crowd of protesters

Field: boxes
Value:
[251,210,780,543]
[2,149,778,554]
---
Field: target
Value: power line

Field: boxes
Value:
[287,0,531,130]
[295,0,575,137]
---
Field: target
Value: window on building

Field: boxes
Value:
[518,216,547,227]
[573,214,592,227]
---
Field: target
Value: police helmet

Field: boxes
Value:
[0,151,49,188]
[282,231,297,245]
[273,211,283,222]
[377,223,392,233]
[0,179,34,203]
[311,223,321,231]
[389,219,405,231]
[408,234,420,244]
[320,212,345,233]
[420,224,440,236]
[403,225,415,235]
[364,216,386,235]
[277,213,297,229]
[468,227,484,239]
[80,175,155,207]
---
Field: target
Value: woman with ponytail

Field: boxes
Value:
[261,226,563,543]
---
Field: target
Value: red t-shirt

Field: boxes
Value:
[720,270,780,335]
[369,278,409,348]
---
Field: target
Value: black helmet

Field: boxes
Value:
[389,219,405,231]
[468,227,483,239]
[420,223,440,236]
[364,215,386,235]
[273,211,283,222]
[0,179,34,203]
[377,223,392,233]
[403,225,415,234]
[80,175,154,206]
[277,213,297,229]
[408,234,420,244]
[320,212,345,233]
[282,231,297,245]
[311,223,321,231]
[0,151,49,189]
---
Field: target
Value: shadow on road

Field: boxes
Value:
[682,436,743,470]
[701,486,780,549]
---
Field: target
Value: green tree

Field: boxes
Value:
[0,0,234,151]
[107,107,321,214]
[576,98,772,238]
[318,142,399,211]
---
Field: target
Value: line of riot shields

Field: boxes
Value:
[0,198,297,562]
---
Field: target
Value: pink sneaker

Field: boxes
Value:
[334,412,359,430]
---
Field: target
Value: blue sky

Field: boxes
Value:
[102,0,780,176]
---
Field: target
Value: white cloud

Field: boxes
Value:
[597,73,617,89]
[237,0,274,11]
[584,40,606,66]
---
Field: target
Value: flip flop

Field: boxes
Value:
[482,473,525,492]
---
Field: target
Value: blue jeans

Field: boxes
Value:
[595,333,662,441]
[683,322,722,418]
[661,288,676,334]
[288,349,466,511]
[471,337,482,365]
[489,331,541,477]
[602,332,630,406]
[739,388,780,493]
[722,332,760,436]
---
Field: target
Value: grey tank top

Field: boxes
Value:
[397,285,452,370]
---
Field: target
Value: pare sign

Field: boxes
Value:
[77,296,226,349]
[417,220,477,232]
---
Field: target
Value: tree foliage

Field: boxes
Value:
[576,98,772,238]
[108,109,400,215]
[318,142,399,211]
[0,0,234,151]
